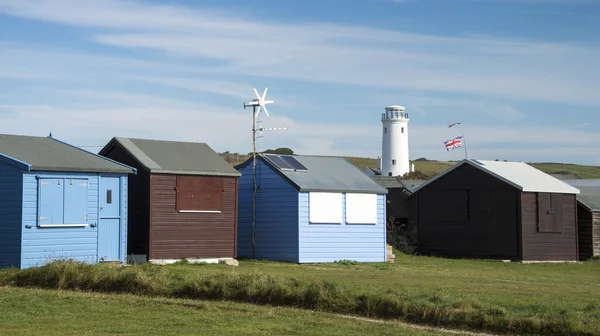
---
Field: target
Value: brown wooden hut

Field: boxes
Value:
[572,186,600,260]
[99,137,241,263]
[407,159,580,261]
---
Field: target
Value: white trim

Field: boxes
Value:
[38,224,88,228]
[177,210,222,213]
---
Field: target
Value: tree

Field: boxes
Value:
[399,171,432,180]
[263,147,294,155]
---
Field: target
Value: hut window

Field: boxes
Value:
[309,192,343,224]
[106,190,113,204]
[176,176,223,212]
[438,190,469,222]
[537,193,563,233]
[346,193,378,224]
[37,178,88,226]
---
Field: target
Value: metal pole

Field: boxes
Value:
[252,105,257,258]
[462,135,468,159]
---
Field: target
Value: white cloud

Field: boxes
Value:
[0,0,599,105]
[0,0,599,164]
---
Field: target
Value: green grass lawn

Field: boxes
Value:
[0,287,452,336]
[164,254,600,334]
[2,254,600,335]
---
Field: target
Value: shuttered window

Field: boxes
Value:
[537,193,563,233]
[38,178,88,226]
[176,176,223,212]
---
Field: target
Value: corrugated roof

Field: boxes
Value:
[399,179,427,191]
[0,134,135,174]
[238,155,387,194]
[100,137,240,177]
[575,186,600,212]
[412,159,580,195]
[371,176,405,189]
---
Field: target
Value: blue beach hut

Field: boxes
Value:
[235,154,388,263]
[0,134,135,269]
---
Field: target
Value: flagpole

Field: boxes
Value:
[462,135,468,159]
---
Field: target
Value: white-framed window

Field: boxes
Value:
[345,193,378,224]
[309,192,343,224]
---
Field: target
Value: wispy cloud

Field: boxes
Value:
[0,0,598,163]
[1,0,599,105]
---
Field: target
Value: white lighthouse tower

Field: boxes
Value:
[381,105,410,177]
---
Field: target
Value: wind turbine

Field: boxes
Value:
[243,87,286,258]
[245,88,274,117]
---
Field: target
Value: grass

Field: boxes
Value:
[221,153,600,179]
[2,255,600,335]
[0,287,448,336]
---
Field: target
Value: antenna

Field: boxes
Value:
[243,87,287,259]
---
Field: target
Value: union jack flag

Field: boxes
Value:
[448,122,461,128]
[444,136,463,151]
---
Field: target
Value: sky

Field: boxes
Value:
[1,0,599,164]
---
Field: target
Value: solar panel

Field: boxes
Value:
[262,154,294,170]
[280,155,309,171]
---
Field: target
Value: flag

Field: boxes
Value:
[444,136,463,151]
[448,122,461,128]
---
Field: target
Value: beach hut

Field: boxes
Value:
[0,134,135,269]
[235,153,388,263]
[99,137,240,264]
[408,159,580,261]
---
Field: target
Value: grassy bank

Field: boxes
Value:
[2,255,600,336]
[0,287,448,336]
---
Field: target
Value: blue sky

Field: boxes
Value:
[1,0,599,164]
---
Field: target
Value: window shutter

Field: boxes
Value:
[64,178,88,224]
[176,176,223,212]
[38,178,65,225]
[550,194,563,232]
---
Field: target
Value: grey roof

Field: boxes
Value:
[399,179,427,191]
[0,134,135,174]
[576,186,600,212]
[100,137,240,177]
[412,159,580,195]
[371,176,405,189]
[238,154,387,194]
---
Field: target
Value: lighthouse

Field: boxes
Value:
[380,105,410,177]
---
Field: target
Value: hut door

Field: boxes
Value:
[98,176,121,262]
[488,190,518,259]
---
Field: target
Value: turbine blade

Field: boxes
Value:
[253,88,261,100]
[264,100,274,104]
[262,87,268,100]
[262,106,270,117]
[255,106,262,116]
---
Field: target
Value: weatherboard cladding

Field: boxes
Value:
[0,134,135,174]
[102,137,241,177]
[237,160,299,262]
[237,154,387,194]
[0,163,23,268]
[298,192,386,263]
[236,158,386,263]
[20,172,129,269]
